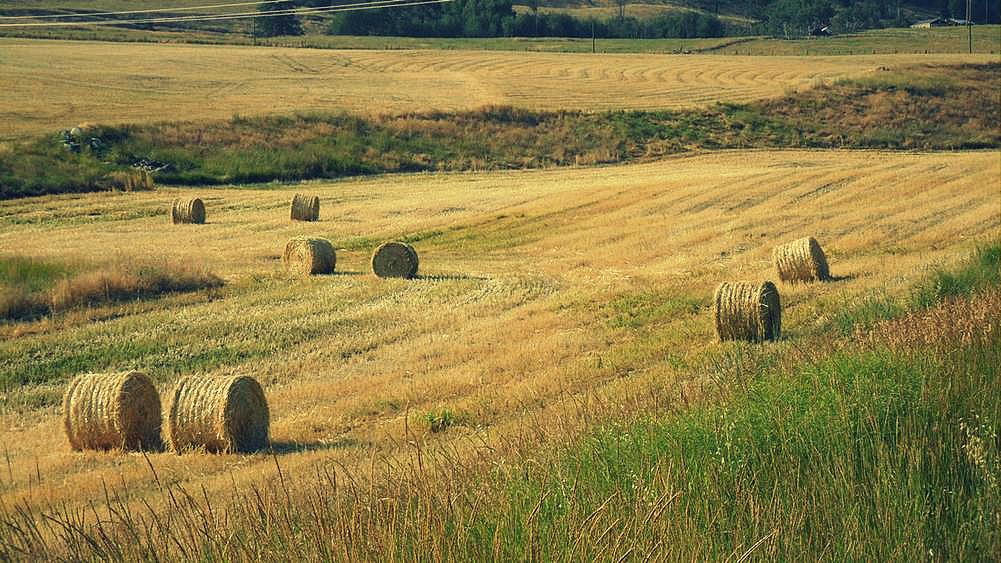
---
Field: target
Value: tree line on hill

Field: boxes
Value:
[253,0,999,39]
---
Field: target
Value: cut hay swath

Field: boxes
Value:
[372,241,419,279]
[171,198,206,224]
[290,193,320,222]
[165,375,269,453]
[713,281,782,342]
[773,236,830,283]
[62,371,162,451]
[283,237,335,275]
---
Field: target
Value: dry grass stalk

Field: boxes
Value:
[283,237,336,275]
[105,170,155,192]
[171,198,206,224]
[62,371,162,451]
[773,237,830,283]
[165,375,269,454]
[713,281,782,342]
[372,242,419,279]
[290,193,320,222]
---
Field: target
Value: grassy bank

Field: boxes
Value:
[2,62,997,199]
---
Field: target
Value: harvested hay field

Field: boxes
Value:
[62,371,161,451]
[0,38,991,139]
[165,375,269,453]
[0,149,997,541]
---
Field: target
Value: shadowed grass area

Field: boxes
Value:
[1,63,997,198]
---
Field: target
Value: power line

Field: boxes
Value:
[0,1,291,20]
[0,0,451,28]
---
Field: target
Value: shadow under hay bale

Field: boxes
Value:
[773,236,830,283]
[283,237,336,275]
[713,281,782,342]
[171,198,206,224]
[165,375,269,454]
[62,371,162,452]
[290,193,320,222]
[371,241,419,279]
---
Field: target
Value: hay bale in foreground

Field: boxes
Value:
[371,242,419,279]
[165,375,269,454]
[713,281,781,342]
[171,198,206,224]
[773,236,830,283]
[283,237,335,275]
[62,371,162,451]
[290,193,320,222]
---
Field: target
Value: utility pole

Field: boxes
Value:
[967,0,973,53]
[591,19,596,53]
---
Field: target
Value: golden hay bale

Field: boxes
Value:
[283,237,336,275]
[371,241,419,279]
[62,371,162,451]
[165,375,269,454]
[772,236,830,283]
[171,198,206,224]
[290,193,320,222]
[713,281,781,342]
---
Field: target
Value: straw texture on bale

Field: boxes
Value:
[171,198,206,224]
[62,371,162,451]
[283,237,335,275]
[713,281,782,342]
[165,375,269,453]
[371,242,419,279]
[773,236,830,283]
[290,193,320,222]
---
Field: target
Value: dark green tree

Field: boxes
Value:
[254,1,304,37]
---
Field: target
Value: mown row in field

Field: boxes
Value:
[3,63,997,198]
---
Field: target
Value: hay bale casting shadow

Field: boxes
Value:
[166,375,269,454]
[63,371,162,451]
[371,241,419,279]
[713,281,781,342]
[283,237,336,275]
[290,193,320,222]
[773,236,830,283]
[171,198,206,224]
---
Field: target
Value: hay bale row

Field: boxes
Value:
[372,241,419,279]
[713,281,782,342]
[290,193,320,222]
[171,198,206,224]
[63,373,268,454]
[283,237,336,275]
[773,236,830,283]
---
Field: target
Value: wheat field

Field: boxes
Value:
[1,149,998,523]
[0,37,991,139]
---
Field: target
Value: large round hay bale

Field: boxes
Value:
[62,371,162,451]
[165,375,269,454]
[283,237,335,275]
[290,193,320,222]
[772,237,830,283]
[712,281,781,342]
[171,198,206,224]
[371,242,419,279]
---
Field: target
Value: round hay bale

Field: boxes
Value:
[290,193,320,222]
[712,281,781,342]
[371,242,419,279]
[772,237,830,283]
[62,371,162,452]
[171,198,206,224]
[165,375,269,454]
[283,237,336,275]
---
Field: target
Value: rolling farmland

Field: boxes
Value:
[1,37,992,139]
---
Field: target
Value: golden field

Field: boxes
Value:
[0,37,993,139]
[1,148,998,523]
